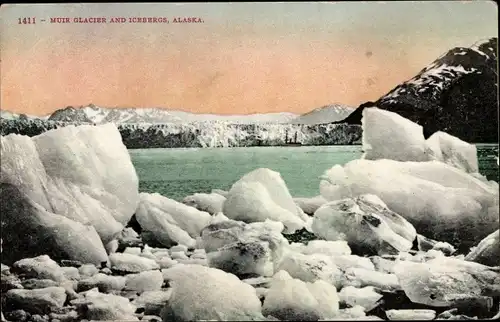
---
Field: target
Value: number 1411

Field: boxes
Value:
[18,17,36,24]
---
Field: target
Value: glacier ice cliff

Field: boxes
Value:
[0,118,362,148]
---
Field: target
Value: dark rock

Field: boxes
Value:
[4,310,30,322]
[59,260,83,268]
[21,279,59,290]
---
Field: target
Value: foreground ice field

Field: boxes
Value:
[1,107,498,321]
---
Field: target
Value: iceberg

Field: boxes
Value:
[1,124,139,265]
[319,158,498,251]
[182,192,226,214]
[312,195,415,255]
[425,131,479,174]
[135,192,212,248]
[361,107,482,174]
[223,168,308,233]
[393,257,500,307]
[361,107,428,162]
[200,219,288,277]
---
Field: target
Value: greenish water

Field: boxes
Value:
[130,145,499,201]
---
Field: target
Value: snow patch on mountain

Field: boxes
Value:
[0,110,18,120]
[382,63,478,104]
[290,104,354,125]
[0,110,50,121]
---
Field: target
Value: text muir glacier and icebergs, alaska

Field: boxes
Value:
[1,107,499,321]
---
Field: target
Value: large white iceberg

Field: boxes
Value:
[319,158,499,251]
[0,124,139,264]
[320,107,499,251]
[361,107,428,162]
[223,168,309,233]
[361,107,481,174]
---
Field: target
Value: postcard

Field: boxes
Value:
[1,2,499,321]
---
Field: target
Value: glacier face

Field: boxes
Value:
[0,118,362,148]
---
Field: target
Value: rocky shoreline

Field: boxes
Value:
[1,107,499,321]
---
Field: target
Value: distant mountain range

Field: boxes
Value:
[341,37,498,143]
[1,103,354,125]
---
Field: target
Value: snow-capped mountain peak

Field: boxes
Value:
[46,104,300,124]
[290,104,354,125]
[379,37,497,105]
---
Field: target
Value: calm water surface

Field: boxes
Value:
[130,145,499,201]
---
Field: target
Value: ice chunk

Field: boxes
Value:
[1,125,139,265]
[1,125,139,251]
[13,255,65,282]
[320,158,499,251]
[135,192,212,249]
[109,253,160,273]
[294,196,328,215]
[340,267,400,291]
[361,107,428,162]
[5,287,67,314]
[78,264,99,278]
[465,230,499,267]
[425,131,478,173]
[370,256,397,274]
[223,168,308,233]
[182,192,226,214]
[356,194,417,242]
[161,264,264,321]
[207,240,275,277]
[132,289,172,316]
[361,108,481,175]
[339,286,383,312]
[276,251,343,289]
[394,257,500,307]
[262,270,339,320]
[201,219,288,277]
[416,234,456,256]
[312,196,414,255]
[301,240,351,257]
[319,165,352,202]
[211,189,229,198]
[72,289,138,321]
[386,309,436,320]
[331,255,376,272]
[1,184,109,266]
[125,270,164,292]
[77,273,126,293]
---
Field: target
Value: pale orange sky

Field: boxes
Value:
[0,2,498,116]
